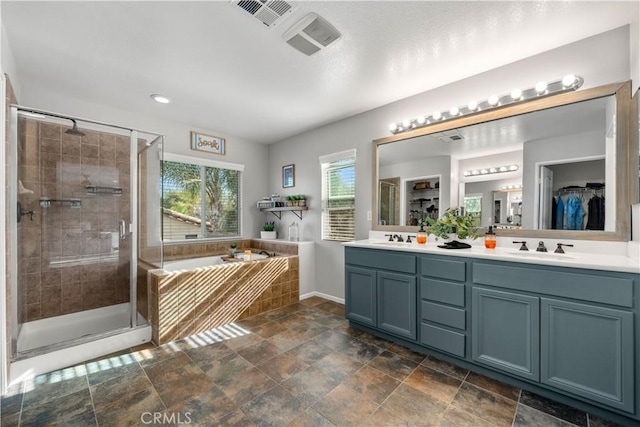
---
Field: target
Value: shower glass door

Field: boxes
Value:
[10,107,161,359]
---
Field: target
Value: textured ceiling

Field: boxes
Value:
[2,1,637,144]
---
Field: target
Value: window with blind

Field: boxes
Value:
[161,154,243,241]
[321,150,356,241]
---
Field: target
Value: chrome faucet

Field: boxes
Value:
[536,241,548,252]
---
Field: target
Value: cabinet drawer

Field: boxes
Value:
[420,257,466,282]
[420,323,465,357]
[421,301,466,330]
[473,263,633,308]
[346,248,416,274]
[421,278,465,307]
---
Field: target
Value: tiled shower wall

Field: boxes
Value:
[17,118,131,322]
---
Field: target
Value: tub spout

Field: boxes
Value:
[258,250,275,257]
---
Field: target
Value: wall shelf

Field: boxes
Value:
[260,206,308,220]
[39,198,81,208]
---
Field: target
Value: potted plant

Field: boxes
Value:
[260,221,277,240]
[421,207,479,241]
[228,242,237,257]
[297,194,306,207]
[286,195,295,207]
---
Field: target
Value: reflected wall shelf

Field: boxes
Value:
[260,207,308,220]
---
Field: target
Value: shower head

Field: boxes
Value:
[65,119,85,136]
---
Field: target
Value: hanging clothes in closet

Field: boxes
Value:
[565,195,584,230]
[586,194,605,230]
[555,196,564,230]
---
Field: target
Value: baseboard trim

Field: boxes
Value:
[300,291,344,305]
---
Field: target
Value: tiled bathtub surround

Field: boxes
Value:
[149,251,299,345]
[17,117,131,322]
[161,238,298,261]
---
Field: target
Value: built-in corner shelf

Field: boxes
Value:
[86,185,122,195]
[260,207,308,220]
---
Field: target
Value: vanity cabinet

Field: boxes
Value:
[471,287,540,381]
[419,256,467,357]
[345,248,417,341]
[344,246,639,423]
[472,262,636,414]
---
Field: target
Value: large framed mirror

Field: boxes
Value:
[373,81,638,241]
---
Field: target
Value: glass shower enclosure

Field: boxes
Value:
[9,105,163,367]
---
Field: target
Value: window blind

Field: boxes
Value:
[321,151,356,241]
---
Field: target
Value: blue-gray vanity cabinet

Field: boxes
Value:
[345,266,377,327]
[345,247,417,341]
[540,298,634,413]
[471,287,540,381]
[419,255,468,358]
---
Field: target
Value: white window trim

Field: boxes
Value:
[319,148,356,165]
[320,148,357,242]
[162,152,244,241]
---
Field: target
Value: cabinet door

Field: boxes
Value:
[345,266,377,327]
[541,298,634,413]
[472,287,540,381]
[377,271,417,340]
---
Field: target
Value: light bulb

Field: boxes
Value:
[432,111,442,120]
[499,166,507,172]
[471,170,480,175]
[402,119,411,128]
[389,123,397,132]
[449,106,459,116]
[510,88,522,100]
[562,74,576,87]
[417,116,426,124]
[463,171,470,176]
[535,81,548,94]
[480,169,488,174]
[468,100,478,111]
[150,94,171,104]
[509,165,519,171]
[488,95,499,106]
[489,168,497,173]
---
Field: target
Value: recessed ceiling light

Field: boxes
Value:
[150,94,171,104]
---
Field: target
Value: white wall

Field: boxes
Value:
[269,26,631,300]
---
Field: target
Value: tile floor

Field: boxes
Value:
[0,297,625,426]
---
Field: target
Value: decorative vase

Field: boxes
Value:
[260,230,277,240]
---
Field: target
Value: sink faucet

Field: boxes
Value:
[554,243,574,254]
[393,234,404,242]
[384,234,394,241]
[536,241,548,252]
[406,235,416,243]
[513,241,529,251]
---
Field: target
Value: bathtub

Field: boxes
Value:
[163,253,269,271]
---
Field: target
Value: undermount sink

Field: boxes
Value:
[372,241,412,247]
[509,251,576,260]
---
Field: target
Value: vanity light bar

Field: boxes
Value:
[463,164,519,177]
[389,74,584,134]
[501,184,523,190]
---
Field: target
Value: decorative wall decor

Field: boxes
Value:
[283,164,295,188]
[191,131,225,155]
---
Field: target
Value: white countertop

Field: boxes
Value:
[344,239,640,274]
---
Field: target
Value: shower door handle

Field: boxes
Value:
[119,220,127,240]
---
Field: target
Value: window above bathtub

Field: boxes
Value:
[162,153,244,241]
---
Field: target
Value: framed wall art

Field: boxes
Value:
[282,164,295,188]
[191,131,225,155]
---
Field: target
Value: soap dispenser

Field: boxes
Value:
[484,226,496,249]
[417,224,427,245]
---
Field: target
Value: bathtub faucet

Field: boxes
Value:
[259,250,275,257]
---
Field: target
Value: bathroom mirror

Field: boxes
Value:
[373,81,637,241]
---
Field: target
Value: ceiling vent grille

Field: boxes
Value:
[282,13,342,56]
[434,130,464,142]
[233,0,295,27]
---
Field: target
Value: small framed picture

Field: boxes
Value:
[282,164,295,188]
[191,131,225,155]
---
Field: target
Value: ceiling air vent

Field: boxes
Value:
[434,130,464,142]
[233,0,295,27]
[282,13,342,56]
